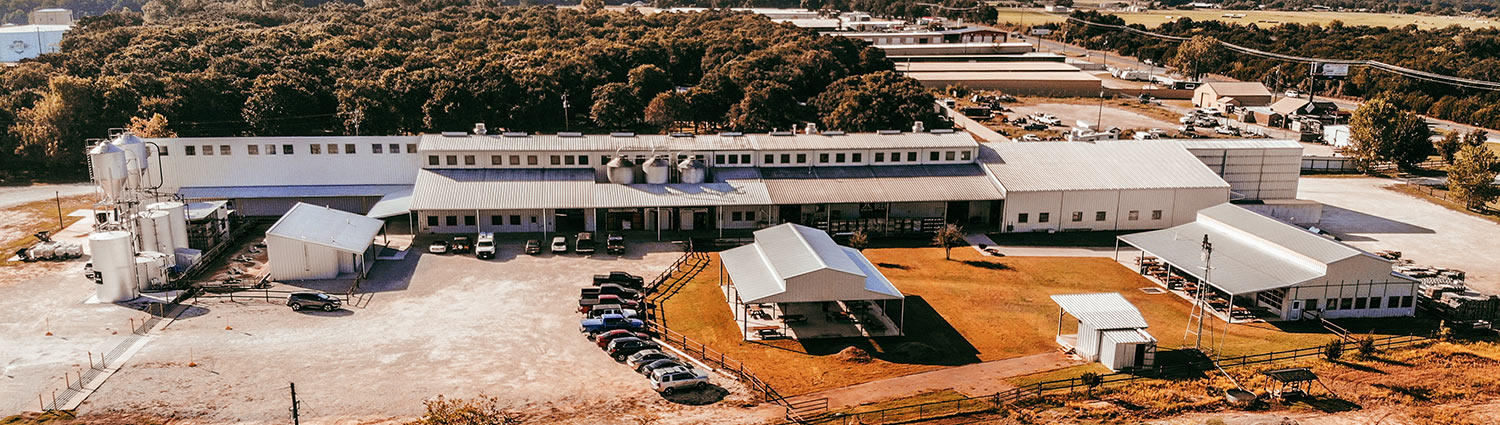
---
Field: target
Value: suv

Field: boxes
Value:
[287,292,341,312]
[551,236,568,253]
[450,236,473,254]
[575,232,596,254]
[606,337,660,360]
[524,239,541,255]
[649,366,710,395]
[475,232,496,259]
[605,234,625,255]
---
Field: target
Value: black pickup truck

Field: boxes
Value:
[580,283,641,300]
[593,271,645,289]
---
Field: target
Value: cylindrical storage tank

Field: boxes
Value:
[89,142,128,201]
[677,157,707,184]
[134,251,168,291]
[606,156,635,184]
[142,210,176,267]
[643,156,671,184]
[112,133,149,189]
[89,231,138,303]
[135,211,159,254]
[147,202,189,253]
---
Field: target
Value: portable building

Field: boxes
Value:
[265,202,384,280]
[1051,293,1156,371]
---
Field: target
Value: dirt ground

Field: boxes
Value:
[2,237,779,424]
[1299,177,1500,295]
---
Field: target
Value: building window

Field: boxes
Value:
[1369,296,1382,309]
[528,156,539,165]
[796,154,807,163]
[764,154,774,164]
[1355,298,1367,309]
[492,155,502,165]
[961,150,971,160]
[1388,296,1402,309]
[1096,211,1107,221]
[446,155,458,165]
[745,211,756,221]
[740,154,750,164]
[309,144,321,154]
[491,215,502,225]
[1071,212,1083,222]
[372,144,383,154]
[464,155,475,165]
[509,215,520,225]
[564,156,575,165]
[1340,298,1354,309]
[428,155,440,166]
[202,145,214,156]
[248,145,259,155]
[158,146,169,156]
[819,153,830,163]
[715,154,725,165]
[283,145,294,155]
[945,151,955,161]
[907,152,917,162]
[427,216,438,226]
[1401,296,1414,307]
[890,152,901,162]
[390,143,400,153]
[267,144,277,155]
[1038,213,1050,223]
[1128,210,1139,221]
[578,155,589,165]
[1017,213,1028,223]
[1326,299,1338,310]
[220,145,231,155]
[510,155,521,165]
[732,211,743,221]
[1152,210,1163,220]
[345,144,355,154]
[780,154,791,163]
[327,144,339,154]
[727,155,740,165]
[406,143,417,153]
[551,155,561,165]
[1305,299,1318,310]
[444,216,457,226]
[835,153,846,163]
[875,152,885,162]
[930,151,939,161]
[852,153,862,162]
[184,145,196,156]
[463,215,475,226]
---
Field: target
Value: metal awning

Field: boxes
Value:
[1051,293,1150,330]
[365,187,413,219]
[179,184,411,199]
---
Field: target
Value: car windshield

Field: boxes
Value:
[477,241,492,247]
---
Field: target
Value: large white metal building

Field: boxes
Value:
[0,24,67,62]
[1118,204,1418,321]
[265,202,385,280]
[1176,139,1303,200]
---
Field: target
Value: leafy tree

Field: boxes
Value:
[127,113,176,138]
[932,224,966,261]
[1436,132,1463,163]
[590,82,640,129]
[1165,35,1222,81]
[848,229,869,251]
[581,0,604,11]
[627,64,673,102]
[1079,371,1102,398]
[407,394,523,425]
[685,74,740,130]
[1448,144,1499,211]
[11,75,100,167]
[728,81,799,131]
[1464,130,1489,147]
[644,91,690,131]
[813,71,945,132]
[1349,98,1434,171]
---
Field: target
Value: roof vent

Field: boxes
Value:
[440,131,467,137]
[820,130,846,136]
[472,123,488,135]
[931,128,956,134]
[719,132,743,137]
[610,132,636,138]
[768,131,794,136]
[669,132,694,138]
[558,132,584,138]
[877,129,901,135]
[501,131,529,137]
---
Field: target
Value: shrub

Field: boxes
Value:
[1357,334,1377,358]
[1324,339,1345,362]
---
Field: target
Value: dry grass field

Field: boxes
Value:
[659,247,1431,396]
[992,8,1499,30]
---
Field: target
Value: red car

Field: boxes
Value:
[593,329,650,348]
[578,294,641,313]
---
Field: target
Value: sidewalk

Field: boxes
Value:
[785,351,1081,410]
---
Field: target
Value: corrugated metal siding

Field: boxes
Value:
[266,233,341,281]
[982,141,1230,193]
[1051,293,1151,330]
[754,224,863,279]
[761,164,1003,204]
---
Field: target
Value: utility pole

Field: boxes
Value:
[55,191,63,231]
[289,382,301,425]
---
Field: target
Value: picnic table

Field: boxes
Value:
[780,314,807,324]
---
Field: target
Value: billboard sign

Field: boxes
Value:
[1031,28,1052,36]
[1314,63,1350,80]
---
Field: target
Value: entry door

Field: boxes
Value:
[1133,344,1147,367]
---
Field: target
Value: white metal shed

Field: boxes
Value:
[1051,293,1156,371]
[265,202,384,281]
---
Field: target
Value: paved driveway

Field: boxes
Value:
[1298,177,1500,294]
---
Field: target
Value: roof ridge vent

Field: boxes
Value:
[930,128,956,134]
[877,129,901,135]
[610,132,636,138]
[768,131,794,136]
[820,131,845,136]
[670,132,694,138]
[719,132,743,137]
[440,132,467,137]
[558,132,584,138]
[501,131,529,137]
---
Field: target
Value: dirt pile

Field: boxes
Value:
[834,346,873,363]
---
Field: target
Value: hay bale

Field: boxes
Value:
[834,346,873,363]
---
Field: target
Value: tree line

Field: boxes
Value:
[0,3,947,173]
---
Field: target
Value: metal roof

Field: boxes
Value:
[365,187,413,219]
[1050,293,1150,330]
[1263,367,1318,382]
[903,71,1102,83]
[179,184,412,199]
[1171,138,1304,150]
[266,202,383,254]
[1117,204,1389,295]
[1197,82,1272,98]
[894,62,1081,73]
[0,24,69,33]
[722,224,903,304]
[980,141,1230,193]
[410,168,771,210]
[1101,328,1156,345]
[760,164,1003,204]
[418,132,978,152]
[186,200,228,221]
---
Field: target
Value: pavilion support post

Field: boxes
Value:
[1114,238,1120,261]
[1227,293,1236,324]
[899,298,906,336]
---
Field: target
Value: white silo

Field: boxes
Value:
[89,142,128,202]
[677,157,707,184]
[135,211,159,254]
[146,202,189,254]
[643,155,671,184]
[112,133,149,189]
[89,231,138,303]
[606,156,636,184]
[141,209,176,267]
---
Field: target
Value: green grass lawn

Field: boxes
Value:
[992,8,1499,30]
[660,247,1434,395]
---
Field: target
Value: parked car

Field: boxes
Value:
[427,240,450,254]
[524,239,541,255]
[1285,89,1302,98]
[475,232,496,259]
[575,232,596,254]
[626,349,677,370]
[649,366,711,395]
[580,283,641,300]
[605,234,626,255]
[580,313,645,334]
[585,304,640,319]
[550,236,568,253]
[638,358,689,375]
[593,271,645,289]
[579,294,642,312]
[450,235,473,254]
[1021,122,1049,131]
[1019,134,1041,142]
[1216,126,1241,136]
[592,329,651,348]
[287,292,341,312]
[606,337,660,360]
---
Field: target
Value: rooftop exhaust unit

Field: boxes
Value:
[913,121,926,132]
[472,123,488,135]
[804,123,819,134]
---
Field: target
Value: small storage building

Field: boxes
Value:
[1193,82,1274,110]
[1051,293,1157,371]
[266,202,384,280]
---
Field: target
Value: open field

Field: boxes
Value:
[660,247,1425,396]
[992,8,1499,30]
[0,194,94,268]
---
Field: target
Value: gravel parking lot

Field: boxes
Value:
[3,237,774,423]
[1007,102,1179,132]
[1300,177,1500,294]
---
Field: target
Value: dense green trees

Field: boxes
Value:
[1348,98,1434,171]
[1449,144,1498,211]
[0,4,943,173]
